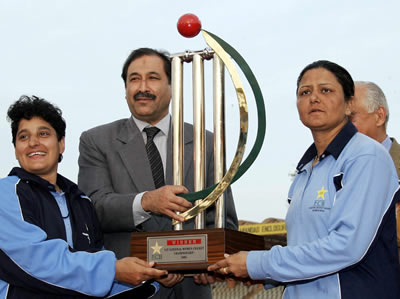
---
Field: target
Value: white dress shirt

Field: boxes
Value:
[131,114,170,226]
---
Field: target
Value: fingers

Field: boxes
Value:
[135,263,168,281]
[193,273,216,285]
[143,267,168,280]
[208,252,250,278]
[158,273,184,287]
[164,210,185,223]
[193,274,201,284]
[207,256,229,272]
[159,199,190,222]
[174,274,184,284]
[207,256,234,276]
[142,186,192,216]
[132,257,152,267]
[143,186,193,222]
[167,199,192,213]
[216,266,231,276]
[206,274,216,284]
[138,259,169,280]
[167,212,185,222]
[222,267,229,275]
[115,257,168,285]
[166,186,192,210]
[172,185,189,194]
[193,273,208,285]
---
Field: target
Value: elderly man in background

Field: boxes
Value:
[350,81,400,258]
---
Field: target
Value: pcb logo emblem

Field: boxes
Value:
[151,241,163,260]
[313,186,328,208]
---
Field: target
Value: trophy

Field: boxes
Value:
[130,14,267,272]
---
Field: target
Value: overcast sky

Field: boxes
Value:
[1,0,399,222]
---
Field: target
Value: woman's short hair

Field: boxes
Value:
[296,60,354,101]
[7,95,66,146]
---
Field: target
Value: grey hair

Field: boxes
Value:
[355,81,389,127]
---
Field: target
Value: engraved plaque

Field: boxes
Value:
[147,234,207,264]
[131,229,266,272]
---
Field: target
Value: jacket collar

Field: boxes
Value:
[389,137,400,177]
[296,121,357,171]
[8,167,79,195]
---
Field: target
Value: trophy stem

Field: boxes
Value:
[172,56,184,231]
[213,55,226,228]
[192,54,205,229]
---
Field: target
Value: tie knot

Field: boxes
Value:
[144,127,160,140]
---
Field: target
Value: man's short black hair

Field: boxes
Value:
[7,95,66,146]
[121,48,171,86]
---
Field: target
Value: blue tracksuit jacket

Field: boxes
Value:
[247,122,400,299]
[0,167,157,298]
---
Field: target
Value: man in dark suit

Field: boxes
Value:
[78,48,238,298]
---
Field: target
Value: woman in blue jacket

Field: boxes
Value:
[209,61,400,299]
[0,95,182,298]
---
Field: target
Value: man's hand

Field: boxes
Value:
[141,185,192,222]
[157,273,184,287]
[207,252,249,278]
[115,257,167,285]
[193,273,216,285]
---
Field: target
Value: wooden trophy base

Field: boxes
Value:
[130,228,266,273]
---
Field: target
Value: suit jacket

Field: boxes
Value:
[389,137,400,259]
[78,116,238,256]
[390,138,400,177]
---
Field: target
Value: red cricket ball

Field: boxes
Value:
[177,13,202,38]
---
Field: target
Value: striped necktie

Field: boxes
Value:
[144,127,165,188]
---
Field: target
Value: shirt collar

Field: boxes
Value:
[381,135,392,152]
[131,114,170,137]
[296,121,357,171]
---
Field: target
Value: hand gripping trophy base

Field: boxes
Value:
[131,228,265,272]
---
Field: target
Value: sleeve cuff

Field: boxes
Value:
[132,192,151,226]
[247,250,269,280]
